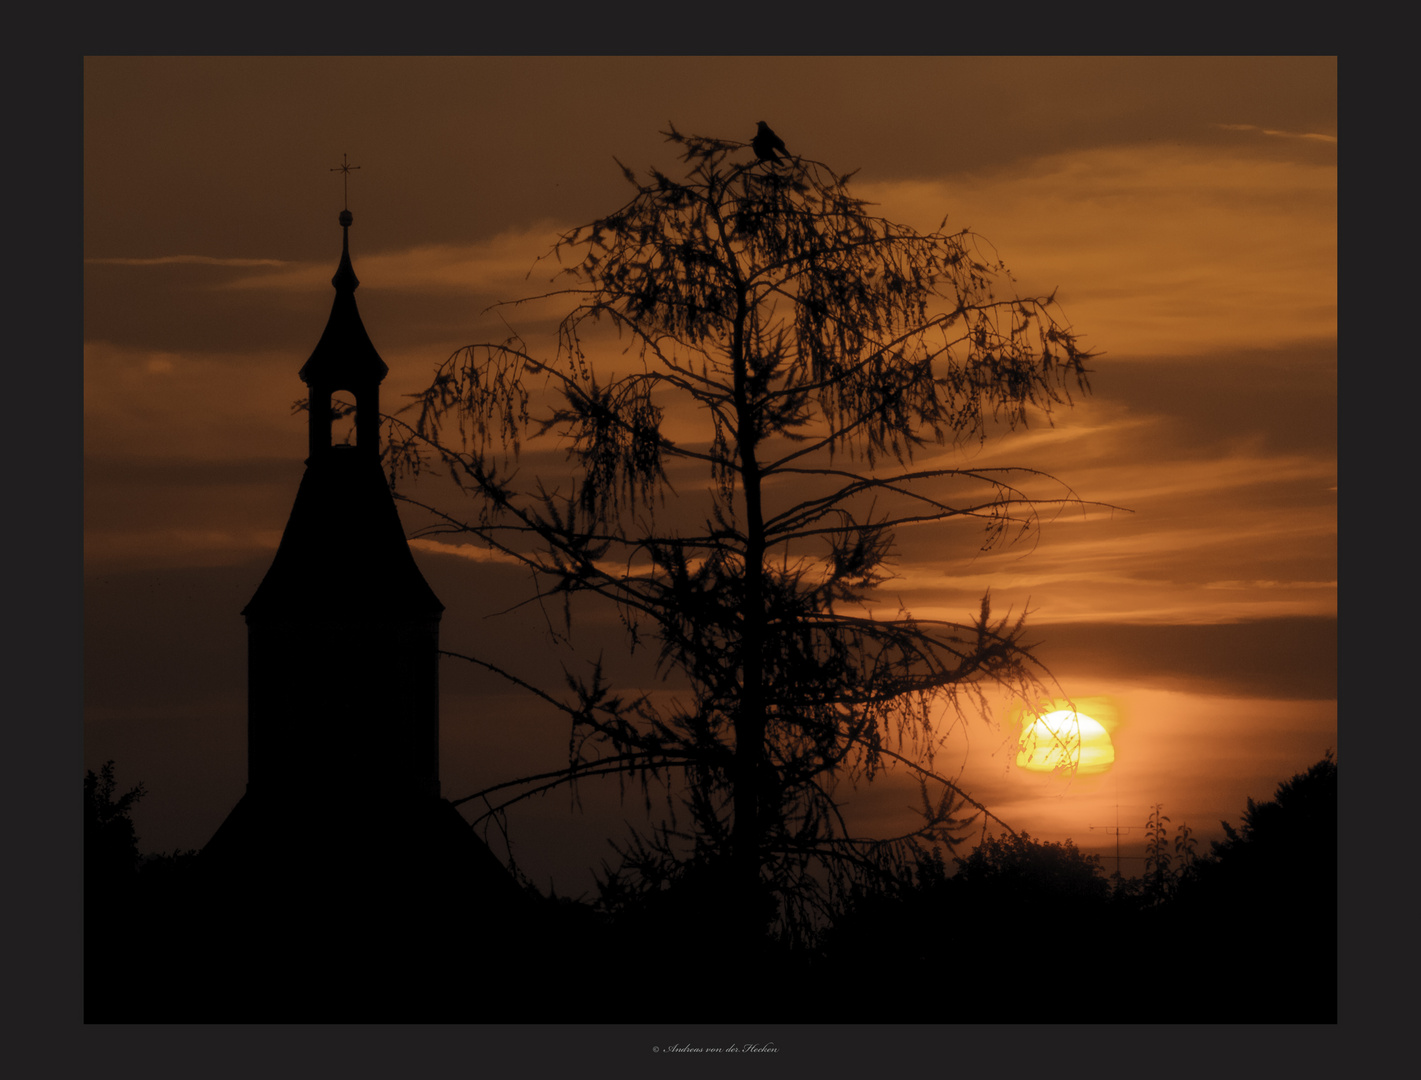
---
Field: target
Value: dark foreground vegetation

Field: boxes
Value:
[84,753,1335,1024]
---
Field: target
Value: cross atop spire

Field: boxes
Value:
[331,153,361,212]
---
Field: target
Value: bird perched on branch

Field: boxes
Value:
[752,121,789,163]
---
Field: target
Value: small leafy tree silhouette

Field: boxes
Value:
[84,760,146,885]
[1144,803,1172,903]
[1173,819,1198,883]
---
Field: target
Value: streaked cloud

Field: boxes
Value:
[408,538,526,567]
[221,223,569,298]
[85,526,286,568]
[85,254,291,268]
[84,340,306,461]
[1213,122,1338,144]
[859,141,1336,358]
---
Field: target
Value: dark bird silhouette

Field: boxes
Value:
[752,121,789,163]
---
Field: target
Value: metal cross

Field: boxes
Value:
[331,153,361,210]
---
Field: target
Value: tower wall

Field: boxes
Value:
[205,212,455,864]
[186,206,530,1023]
[246,616,441,803]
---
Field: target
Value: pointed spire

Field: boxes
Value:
[332,209,359,292]
[298,209,388,389]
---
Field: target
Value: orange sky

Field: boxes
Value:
[83,57,1336,892]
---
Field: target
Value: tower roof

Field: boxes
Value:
[298,210,389,389]
[245,205,441,622]
[242,447,444,621]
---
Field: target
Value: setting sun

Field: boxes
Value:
[1016,710,1116,775]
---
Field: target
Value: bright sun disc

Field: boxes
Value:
[1016,710,1115,775]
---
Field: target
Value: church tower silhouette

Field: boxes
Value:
[199,206,525,998]
[223,206,446,817]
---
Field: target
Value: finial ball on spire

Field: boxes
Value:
[339,209,353,227]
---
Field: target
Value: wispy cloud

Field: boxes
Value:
[408,538,526,566]
[1213,123,1337,144]
[85,254,290,268]
[83,527,285,567]
[220,223,569,299]
[859,141,1336,358]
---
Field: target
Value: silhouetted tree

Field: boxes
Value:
[952,830,1110,903]
[84,761,149,1019]
[1187,751,1337,930]
[84,760,145,891]
[390,126,1099,939]
[1143,802,1171,902]
[820,834,1114,1019]
[1172,818,1198,883]
[1162,752,1338,1022]
[1208,750,1337,872]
